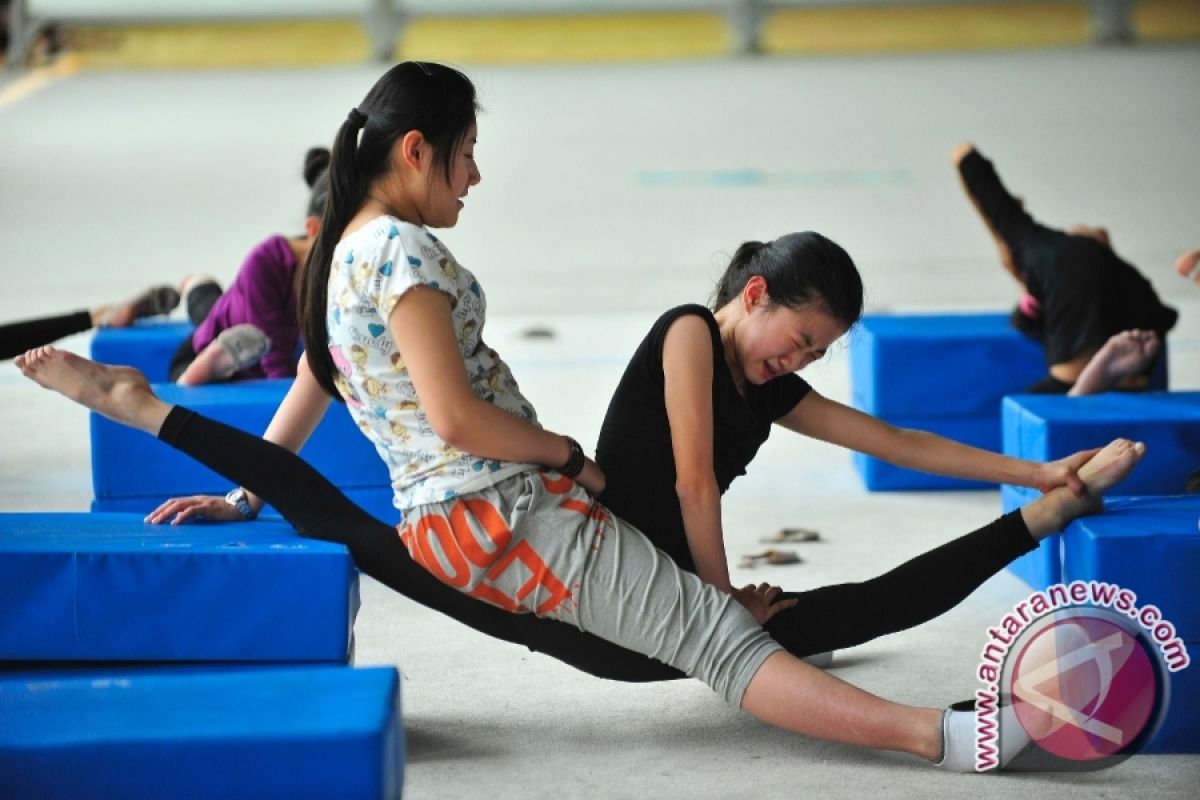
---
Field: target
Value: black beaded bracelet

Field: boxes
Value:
[560,436,586,479]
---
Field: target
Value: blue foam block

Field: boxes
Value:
[90,381,393,516]
[94,486,401,525]
[90,320,195,384]
[1059,495,1200,753]
[852,414,999,491]
[1003,392,1200,496]
[850,312,1046,417]
[1147,654,1199,753]
[1061,496,1200,640]
[1000,484,1062,589]
[0,665,402,799]
[0,513,358,662]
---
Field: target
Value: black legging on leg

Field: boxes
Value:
[158,406,679,680]
[763,510,1034,657]
[1,310,93,361]
[159,406,533,650]
[157,407,1035,681]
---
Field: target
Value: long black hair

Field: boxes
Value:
[299,61,479,400]
[711,231,863,328]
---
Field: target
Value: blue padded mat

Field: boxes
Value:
[90,320,195,384]
[852,413,999,491]
[1000,484,1062,589]
[93,485,402,525]
[1147,653,1199,753]
[1003,392,1200,496]
[0,665,402,799]
[90,380,392,510]
[1061,495,1200,640]
[1061,495,1200,753]
[0,513,358,662]
[849,313,1046,418]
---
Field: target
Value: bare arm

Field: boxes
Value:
[146,352,332,523]
[661,316,732,593]
[389,286,604,493]
[778,390,1092,493]
[661,317,797,622]
[240,353,332,511]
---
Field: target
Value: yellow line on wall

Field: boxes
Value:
[763,2,1090,54]
[399,13,727,64]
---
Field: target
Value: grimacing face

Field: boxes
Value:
[736,302,847,386]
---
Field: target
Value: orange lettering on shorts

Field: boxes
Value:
[487,539,572,615]
[558,497,609,524]
[398,499,572,616]
[399,515,470,589]
[539,471,575,495]
[449,497,513,568]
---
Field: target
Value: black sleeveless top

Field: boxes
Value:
[595,304,811,572]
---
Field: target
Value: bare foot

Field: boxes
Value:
[15,347,169,435]
[949,141,976,166]
[1069,330,1159,396]
[94,285,180,328]
[1022,439,1145,538]
[1177,247,1200,283]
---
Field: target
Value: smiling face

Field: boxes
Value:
[722,276,848,386]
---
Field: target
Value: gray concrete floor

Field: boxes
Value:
[2,45,1199,798]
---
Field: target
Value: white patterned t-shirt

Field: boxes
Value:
[326,216,540,510]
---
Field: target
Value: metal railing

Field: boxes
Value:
[5,0,1139,70]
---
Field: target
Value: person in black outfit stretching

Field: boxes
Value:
[0,285,178,362]
[952,143,1178,395]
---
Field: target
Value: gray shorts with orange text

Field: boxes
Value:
[397,469,781,706]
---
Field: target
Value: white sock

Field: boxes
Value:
[936,699,1032,772]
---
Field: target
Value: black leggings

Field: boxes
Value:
[1,310,92,361]
[158,406,1037,682]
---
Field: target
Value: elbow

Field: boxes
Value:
[426,402,476,451]
[675,474,718,508]
[427,409,464,449]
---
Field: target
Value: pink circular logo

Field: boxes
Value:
[1010,615,1156,760]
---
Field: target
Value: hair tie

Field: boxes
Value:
[346,108,368,128]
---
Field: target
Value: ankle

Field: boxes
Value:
[918,707,946,762]
[1020,487,1076,540]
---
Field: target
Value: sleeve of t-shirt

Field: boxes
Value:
[367,223,460,320]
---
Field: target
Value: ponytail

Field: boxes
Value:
[300,115,370,399]
[713,240,765,307]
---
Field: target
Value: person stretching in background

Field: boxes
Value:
[952,142,1178,396]
[168,147,331,385]
[0,285,177,362]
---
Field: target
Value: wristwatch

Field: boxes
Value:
[224,487,258,521]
